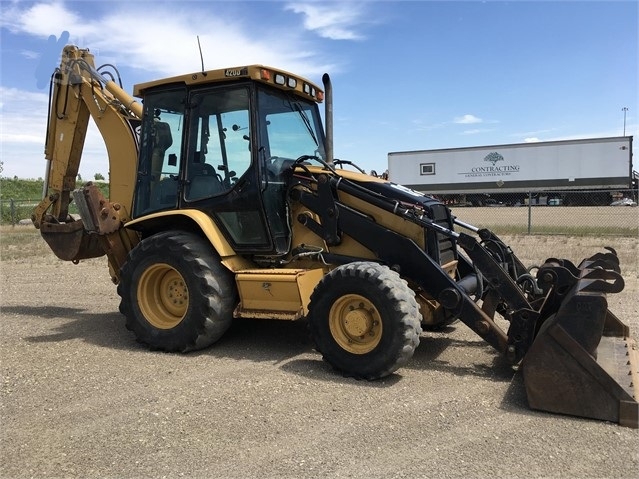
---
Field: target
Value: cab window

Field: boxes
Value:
[133,88,186,216]
[184,87,251,201]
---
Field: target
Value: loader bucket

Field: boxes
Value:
[522,273,639,428]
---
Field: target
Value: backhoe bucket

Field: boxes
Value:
[40,218,105,261]
[522,274,639,427]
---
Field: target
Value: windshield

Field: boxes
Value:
[257,86,326,162]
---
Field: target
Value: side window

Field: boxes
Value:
[150,112,182,179]
[222,110,251,185]
[185,87,251,201]
[133,88,186,216]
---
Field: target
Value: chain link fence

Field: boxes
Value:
[2,188,638,236]
[0,199,86,226]
[1,199,38,226]
[438,188,638,236]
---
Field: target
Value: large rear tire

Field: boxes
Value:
[117,231,237,352]
[307,262,422,379]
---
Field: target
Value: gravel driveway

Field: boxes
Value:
[1,256,638,478]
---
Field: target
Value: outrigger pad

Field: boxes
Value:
[522,282,639,428]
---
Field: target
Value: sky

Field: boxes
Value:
[0,0,637,180]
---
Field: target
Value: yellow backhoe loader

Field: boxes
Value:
[33,45,638,427]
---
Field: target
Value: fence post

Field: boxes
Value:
[10,198,16,227]
[527,192,532,234]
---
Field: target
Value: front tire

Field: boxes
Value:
[307,262,422,379]
[118,231,237,352]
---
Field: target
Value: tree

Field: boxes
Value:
[94,172,105,181]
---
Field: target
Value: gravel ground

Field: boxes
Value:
[1,253,638,479]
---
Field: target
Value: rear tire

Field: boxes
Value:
[118,231,237,352]
[307,262,421,379]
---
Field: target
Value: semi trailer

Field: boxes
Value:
[388,137,635,205]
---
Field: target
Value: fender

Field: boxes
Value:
[124,209,254,271]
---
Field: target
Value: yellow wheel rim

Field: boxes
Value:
[137,263,188,329]
[329,294,382,354]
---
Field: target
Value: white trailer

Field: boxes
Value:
[388,136,634,196]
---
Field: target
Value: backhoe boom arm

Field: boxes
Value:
[32,45,142,281]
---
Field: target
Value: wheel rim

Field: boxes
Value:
[329,294,382,354]
[138,263,188,329]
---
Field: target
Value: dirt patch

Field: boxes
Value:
[1,234,638,478]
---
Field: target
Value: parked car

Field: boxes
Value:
[610,198,638,206]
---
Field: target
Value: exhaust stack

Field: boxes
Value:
[322,73,334,165]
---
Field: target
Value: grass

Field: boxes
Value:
[0,178,110,225]
[0,177,46,200]
[0,225,53,261]
[2,180,636,272]
[2,224,636,275]
[0,178,110,200]
[486,225,638,236]
[452,205,639,237]
[497,233,638,275]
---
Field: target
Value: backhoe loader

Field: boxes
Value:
[33,45,638,427]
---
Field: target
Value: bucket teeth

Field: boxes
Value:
[522,250,638,428]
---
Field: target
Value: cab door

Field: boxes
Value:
[182,85,280,253]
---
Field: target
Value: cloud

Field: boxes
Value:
[0,1,372,179]
[0,86,107,179]
[285,2,367,40]
[1,1,336,78]
[1,1,86,36]
[461,128,497,135]
[0,87,49,144]
[512,128,557,138]
[524,137,540,143]
[20,50,41,60]
[454,114,483,124]
[0,1,346,180]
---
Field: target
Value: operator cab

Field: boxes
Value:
[132,66,326,256]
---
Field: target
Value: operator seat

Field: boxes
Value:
[149,121,177,210]
[151,121,173,179]
[187,160,223,200]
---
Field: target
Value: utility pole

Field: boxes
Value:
[622,107,628,136]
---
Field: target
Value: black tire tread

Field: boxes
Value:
[308,261,421,379]
[117,231,236,352]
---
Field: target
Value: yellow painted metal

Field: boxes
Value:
[234,268,326,319]
[81,89,138,221]
[286,167,426,261]
[415,292,440,326]
[133,65,323,105]
[37,46,140,227]
[441,260,458,279]
[329,294,383,354]
[341,192,425,249]
[34,46,142,277]
[124,209,254,271]
[137,263,188,329]
[104,80,143,118]
[287,200,378,264]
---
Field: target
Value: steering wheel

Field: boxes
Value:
[293,155,320,165]
[332,159,366,174]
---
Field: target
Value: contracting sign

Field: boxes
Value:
[387,136,633,193]
[461,152,521,178]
